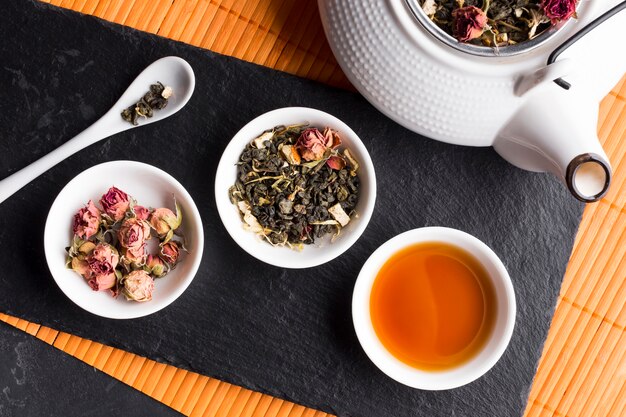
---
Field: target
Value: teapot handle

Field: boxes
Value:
[516,1,626,96]
[515,59,573,96]
[548,1,626,89]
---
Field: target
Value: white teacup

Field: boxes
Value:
[352,227,516,390]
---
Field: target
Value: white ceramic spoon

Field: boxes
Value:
[0,56,195,204]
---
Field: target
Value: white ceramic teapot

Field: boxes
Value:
[319,0,626,201]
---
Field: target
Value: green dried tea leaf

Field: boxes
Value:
[121,81,172,125]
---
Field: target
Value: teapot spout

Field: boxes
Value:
[493,88,611,202]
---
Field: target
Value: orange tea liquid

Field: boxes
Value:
[370,242,496,371]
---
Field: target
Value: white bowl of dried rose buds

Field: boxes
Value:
[44,160,204,319]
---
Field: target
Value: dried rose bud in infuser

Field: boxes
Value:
[541,0,577,23]
[100,186,130,222]
[452,6,488,42]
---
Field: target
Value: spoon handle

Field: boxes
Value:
[0,112,122,204]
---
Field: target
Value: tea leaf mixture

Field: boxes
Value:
[229,125,360,249]
[420,0,577,47]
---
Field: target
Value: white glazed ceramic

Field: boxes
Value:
[215,107,376,269]
[44,161,204,319]
[352,227,516,390]
[319,0,626,202]
[0,56,195,204]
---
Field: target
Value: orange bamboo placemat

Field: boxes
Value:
[2,1,624,416]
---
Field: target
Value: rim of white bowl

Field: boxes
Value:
[44,160,204,319]
[352,227,516,390]
[214,107,376,269]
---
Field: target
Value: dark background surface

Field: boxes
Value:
[0,321,182,417]
[0,1,583,416]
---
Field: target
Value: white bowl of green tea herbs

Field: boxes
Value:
[215,107,376,268]
[44,161,204,319]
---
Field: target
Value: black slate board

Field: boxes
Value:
[0,321,182,417]
[0,1,584,416]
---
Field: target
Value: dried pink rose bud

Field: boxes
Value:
[541,0,576,23]
[117,218,151,250]
[160,241,180,265]
[124,245,146,265]
[133,205,150,220]
[72,200,101,239]
[88,272,116,291]
[146,255,166,277]
[69,241,96,278]
[149,208,179,236]
[326,155,346,171]
[452,6,487,42]
[296,128,328,161]
[99,186,130,222]
[322,128,342,149]
[122,270,154,302]
[78,241,96,255]
[71,257,91,278]
[87,243,119,276]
